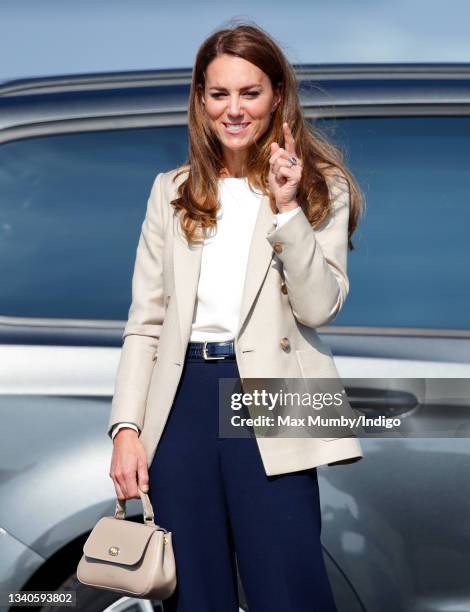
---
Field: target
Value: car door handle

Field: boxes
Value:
[345,386,418,417]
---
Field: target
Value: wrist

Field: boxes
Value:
[276,200,300,214]
[114,427,139,440]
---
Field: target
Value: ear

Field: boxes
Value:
[197,83,205,106]
[272,83,282,112]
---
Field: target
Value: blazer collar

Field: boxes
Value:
[173,191,276,349]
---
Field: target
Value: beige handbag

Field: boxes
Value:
[77,487,176,600]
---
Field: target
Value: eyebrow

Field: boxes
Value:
[208,84,262,91]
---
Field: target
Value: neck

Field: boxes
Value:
[221,150,248,178]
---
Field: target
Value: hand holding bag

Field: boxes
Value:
[77,487,176,600]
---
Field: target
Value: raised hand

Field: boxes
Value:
[268,122,303,212]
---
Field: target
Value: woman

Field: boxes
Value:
[109,22,364,612]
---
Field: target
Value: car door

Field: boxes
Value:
[314,113,470,612]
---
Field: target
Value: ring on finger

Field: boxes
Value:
[287,156,298,167]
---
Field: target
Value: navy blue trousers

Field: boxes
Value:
[148,349,338,612]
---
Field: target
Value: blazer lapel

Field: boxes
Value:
[237,193,276,336]
[173,214,203,353]
[172,192,276,351]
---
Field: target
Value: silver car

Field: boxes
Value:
[1,64,470,612]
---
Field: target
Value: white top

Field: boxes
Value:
[112,177,301,439]
[190,177,263,342]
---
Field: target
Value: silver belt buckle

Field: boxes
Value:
[203,341,226,360]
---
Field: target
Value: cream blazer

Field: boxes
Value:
[108,166,363,476]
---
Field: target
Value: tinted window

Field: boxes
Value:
[0,127,188,320]
[315,116,470,330]
[2,119,469,330]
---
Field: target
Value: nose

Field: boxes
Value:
[227,95,244,119]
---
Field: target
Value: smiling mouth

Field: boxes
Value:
[223,122,250,133]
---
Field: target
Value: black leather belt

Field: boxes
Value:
[187,340,236,360]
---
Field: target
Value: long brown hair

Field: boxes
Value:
[172,20,364,250]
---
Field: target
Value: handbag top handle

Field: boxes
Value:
[114,487,155,525]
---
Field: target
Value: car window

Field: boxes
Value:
[0,126,188,320]
[2,118,469,330]
[315,116,470,330]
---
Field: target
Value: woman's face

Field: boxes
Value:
[201,54,281,168]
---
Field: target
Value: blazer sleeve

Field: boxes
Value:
[106,172,166,439]
[266,170,351,329]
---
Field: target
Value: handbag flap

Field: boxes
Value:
[83,516,157,566]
